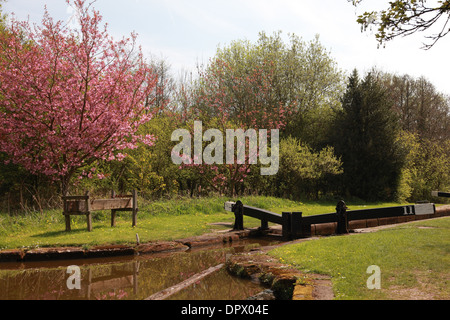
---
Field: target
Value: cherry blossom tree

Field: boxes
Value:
[179,57,289,196]
[0,0,158,195]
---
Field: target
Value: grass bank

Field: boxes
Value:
[269,217,450,300]
[0,196,401,250]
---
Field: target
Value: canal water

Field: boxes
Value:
[0,239,279,300]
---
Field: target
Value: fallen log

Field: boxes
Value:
[144,264,224,300]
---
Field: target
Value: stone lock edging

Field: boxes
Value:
[226,251,333,300]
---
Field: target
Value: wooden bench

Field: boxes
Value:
[63,190,138,232]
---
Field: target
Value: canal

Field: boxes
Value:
[0,239,279,300]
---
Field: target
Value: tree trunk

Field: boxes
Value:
[60,171,75,197]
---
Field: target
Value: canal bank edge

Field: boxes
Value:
[0,228,260,263]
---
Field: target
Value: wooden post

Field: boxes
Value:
[260,217,269,231]
[335,200,348,234]
[290,212,303,239]
[233,201,244,231]
[111,190,116,227]
[85,191,92,232]
[132,189,138,227]
[282,212,292,240]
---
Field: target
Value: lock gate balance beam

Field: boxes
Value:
[432,191,450,198]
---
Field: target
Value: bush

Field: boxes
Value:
[396,131,450,203]
[260,137,342,199]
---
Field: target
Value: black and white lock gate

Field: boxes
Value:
[432,191,450,198]
[224,200,436,240]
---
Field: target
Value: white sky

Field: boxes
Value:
[3,0,449,95]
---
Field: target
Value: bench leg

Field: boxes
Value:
[65,215,71,232]
[111,209,116,227]
[86,212,92,232]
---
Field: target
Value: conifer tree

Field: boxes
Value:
[333,69,404,200]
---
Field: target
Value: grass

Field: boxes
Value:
[269,217,450,300]
[1,195,448,300]
[0,195,404,250]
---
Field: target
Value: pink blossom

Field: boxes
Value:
[0,0,158,195]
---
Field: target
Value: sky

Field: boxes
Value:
[3,0,449,95]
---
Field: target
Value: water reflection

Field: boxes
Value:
[0,240,275,300]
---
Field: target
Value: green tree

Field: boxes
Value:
[201,31,345,147]
[261,137,343,199]
[332,69,404,201]
[350,0,450,49]
[382,73,450,141]
[396,131,450,202]
[181,31,344,197]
